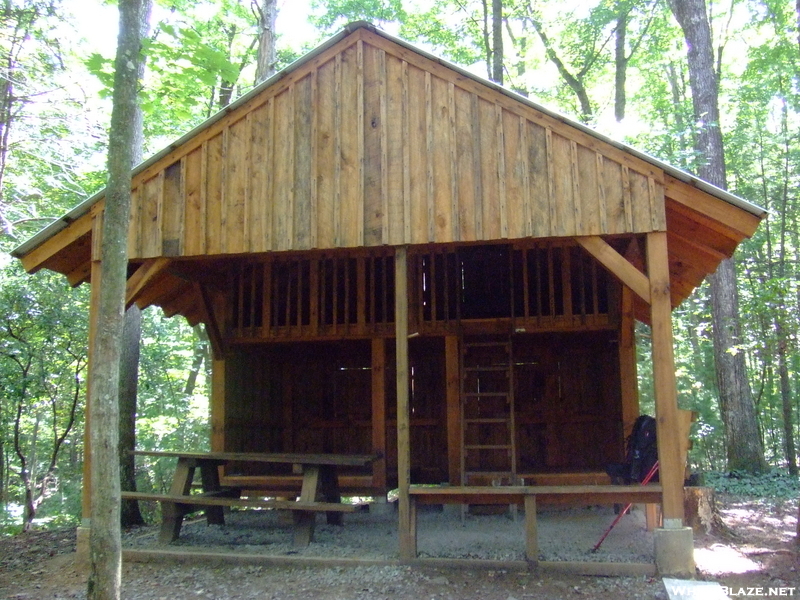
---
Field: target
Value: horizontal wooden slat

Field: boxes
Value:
[120,491,358,512]
[131,450,381,467]
[409,484,664,506]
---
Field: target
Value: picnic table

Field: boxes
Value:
[122,451,380,547]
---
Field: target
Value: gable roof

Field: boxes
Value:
[12,22,765,316]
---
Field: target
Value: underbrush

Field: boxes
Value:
[704,469,800,499]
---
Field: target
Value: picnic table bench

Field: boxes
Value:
[123,451,380,547]
[408,484,663,564]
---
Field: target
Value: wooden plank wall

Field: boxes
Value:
[124,29,666,261]
[513,331,624,474]
[224,342,374,460]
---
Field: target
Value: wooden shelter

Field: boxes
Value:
[13,22,764,566]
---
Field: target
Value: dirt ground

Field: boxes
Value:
[0,495,796,600]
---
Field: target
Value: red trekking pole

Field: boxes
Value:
[591,460,659,553]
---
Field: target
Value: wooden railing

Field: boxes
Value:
[230,249,395,339]
[228,242,618,340]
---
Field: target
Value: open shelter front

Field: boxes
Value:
[12,22,765,572]
[218,242,632,496]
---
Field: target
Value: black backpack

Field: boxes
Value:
[628,415,658,482]
[607,415,659,484]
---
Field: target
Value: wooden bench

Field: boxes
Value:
[408,484,663,564]
[127,451,379,547]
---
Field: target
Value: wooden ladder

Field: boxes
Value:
[460,336,516,487]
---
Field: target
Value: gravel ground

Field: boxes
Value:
[0,496,796,599]
[123,502,655,564]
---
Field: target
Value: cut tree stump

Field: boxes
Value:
[684,486,727,535]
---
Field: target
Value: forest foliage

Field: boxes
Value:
[0,0,799,533]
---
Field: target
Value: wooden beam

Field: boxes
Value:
[668,229,727,273]
[371,338,387,490]
[445,335,461,485]
[125,258,172,309]
[646,231,685,526]
[196,282,226,360]
[66,261,92,287]
[161,289,199,319]
[19,212,94,274]
[133,275,186,312]
[575,236,651,304]
[618,286,639,438]
[525,494,538,564]
[664,174,763,238]
[210,358,226,453]
[395,247,413,560]
[665,201,740,256]
[82,257,102,523]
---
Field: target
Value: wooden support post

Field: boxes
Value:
[647,232,685,527]
[81,213,105,530]
[159,458,196,543]
[524,494,538,565]
[371,338,387,490]
[210,358,226,452]
[197,284,226,360]
[81,259,103,524]
[645,503,661,531]
[199,462,225,526]
[619,286,640,437]
[395,247,414,560]
[319,465,343,525]
[293,465,321,547]
[445,335,461,485]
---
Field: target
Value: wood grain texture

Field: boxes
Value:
[646,231,685,523]
[49,28,748,270]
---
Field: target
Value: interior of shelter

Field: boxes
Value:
[215,239,636,496]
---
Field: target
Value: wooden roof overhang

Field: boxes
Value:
[12,22,765,332]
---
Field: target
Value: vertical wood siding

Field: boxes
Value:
[126,30,666,260]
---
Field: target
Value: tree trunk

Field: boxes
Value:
[668,0,767,474]
[0,435,4,502]
[118,0,151,529]
[119,305,144,526]
[614,9,627,121]
[491,0,503,84]
[22,412,40,530]
[796,0,800,56]
[183,325,209,397]
[0,5,39,230]
[527,13,593,121]
[254,0,277,84]
[87,0,148,597]
[777,328,797,475]
[709,262,766,473]
[775,98,797,476]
